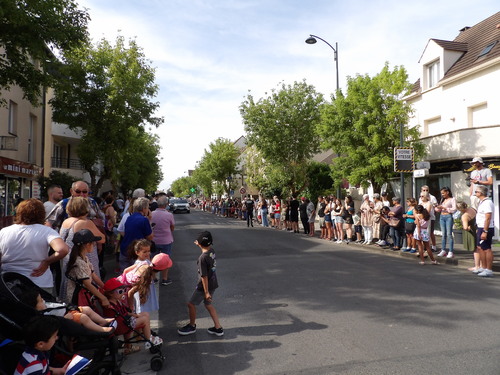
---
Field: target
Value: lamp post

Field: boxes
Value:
[305,35,339,93]
[305,34,341,197]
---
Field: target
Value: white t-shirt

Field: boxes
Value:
[0,224,61,287]
[43,201,56,216]
[470,167,492,196]
[476,198,494,228]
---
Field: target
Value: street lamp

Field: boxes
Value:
[305,34,339,93]
[306,34,341,197]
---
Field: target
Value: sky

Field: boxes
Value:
[77,0,498,191]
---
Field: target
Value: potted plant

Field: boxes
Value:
[452,211,463,244]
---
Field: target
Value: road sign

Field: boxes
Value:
[413,168,429,178]
[394,147,414,172]
[239,187,246,195]
[415,161,430,169]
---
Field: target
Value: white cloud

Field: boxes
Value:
[77,0,499,191]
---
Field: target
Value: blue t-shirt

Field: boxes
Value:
[120,213,152,255]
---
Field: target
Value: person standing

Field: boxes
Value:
[307,198,316,237]
[244,195,255,227]
[435,187,457,258]
[43,185,63,217]
[289,195,300,233]
[456,201,479,271]
[360,194,374,245]
[474,185,495,277]
[151,196,175,286]
[419,186,438,252]
[299,197,309,235]
[317,196,326,239]
[177,231,223,337]
[469,157,493,210]
[119,197,153,271]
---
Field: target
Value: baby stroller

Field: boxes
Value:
[69,273,166,371]
[0,272,122,375]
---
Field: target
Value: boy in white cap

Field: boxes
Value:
[469,157,492,209]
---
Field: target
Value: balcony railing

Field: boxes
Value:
[0,136,18,150]
[51,157,84,170]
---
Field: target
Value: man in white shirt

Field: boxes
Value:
[469,157,492,210]
[474,185,495,277]
[43,185,63,216]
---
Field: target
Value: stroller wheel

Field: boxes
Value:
[149,343,162,354]
[150,356,163,371]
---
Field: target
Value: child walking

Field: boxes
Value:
[177,231,223,337]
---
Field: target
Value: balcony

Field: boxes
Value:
[0,136,18,151]
[51,157,83,170]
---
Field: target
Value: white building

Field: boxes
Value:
[406,11,500,237]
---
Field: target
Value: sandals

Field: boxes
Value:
[124,345,140,355]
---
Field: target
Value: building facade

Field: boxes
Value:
[406,12,500,237]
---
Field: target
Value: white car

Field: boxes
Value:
[169,198,190,213]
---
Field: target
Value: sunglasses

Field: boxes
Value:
[74,190,88,194]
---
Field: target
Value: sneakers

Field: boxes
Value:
[401,248,411,252]
[207,326,224,336]
[336,239,343,244]
[477,269,494,277]
[178,324,196,336]
[161,279,172,286]
[378,240,387,246]
[437,250,447,257]
[446,252,454,259]
[145,335,163,349]
[409,248,417,253]
[472,267,484,274]
[431,260,439,265]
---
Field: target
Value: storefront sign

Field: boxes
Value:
[0,157,43,179]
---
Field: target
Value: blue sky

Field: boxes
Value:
[78,0,498,191]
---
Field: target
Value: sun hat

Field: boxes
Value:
[151,253,172,271]
[73,229,102,245]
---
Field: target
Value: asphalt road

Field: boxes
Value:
[157,210,500,375]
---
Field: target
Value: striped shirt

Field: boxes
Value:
[15,347,50,375]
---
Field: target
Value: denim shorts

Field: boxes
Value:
[156,243,173,256]
[324,214,332,223]
[334,216,345,224]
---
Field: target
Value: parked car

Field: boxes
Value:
[169,198,190,213]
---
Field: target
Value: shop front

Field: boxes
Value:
[0,156,42,229]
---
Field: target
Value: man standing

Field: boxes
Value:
[474,185,495,277]
[244,195,255,227]
[151,196,175,285]
[43,185,63,216]
[45,180,103,231]
[469,157,493,210]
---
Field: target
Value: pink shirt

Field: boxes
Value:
[151,208,175,245]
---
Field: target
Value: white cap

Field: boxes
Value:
[470,157,484,164]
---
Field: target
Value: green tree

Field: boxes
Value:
[197,138,240,197]
[37,170,76,200]
[0,0,89,105]
[240,80,324,195]
[317,63,425,193]
[170,176,195,197]
[303,161,334,200]
[51,36,163,195]
[114,129,163,195]
[192,167,213,198]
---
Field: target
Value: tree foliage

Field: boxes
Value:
[37,170,77,200]
[51,36,163,195]
[0,0,89,105]
[317,63,426,193]
[170,176,195,197]
[196,138,240,197]
[240,80,324,195]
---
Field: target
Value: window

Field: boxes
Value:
[423,116,442,137]
[8,101,17,135]
[468,102,488,128]
[28,115,36,163]
[53,143,63,168]
[478,41,497,58]
[427,60,440,89]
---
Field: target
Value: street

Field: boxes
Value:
[158,211,500,375]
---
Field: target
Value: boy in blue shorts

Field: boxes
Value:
[177,231,223,336]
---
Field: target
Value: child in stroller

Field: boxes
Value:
[0,272,121,375]
[102,278,161,354]
[13,282,117,334]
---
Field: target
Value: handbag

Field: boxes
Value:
[388,218,401,227]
